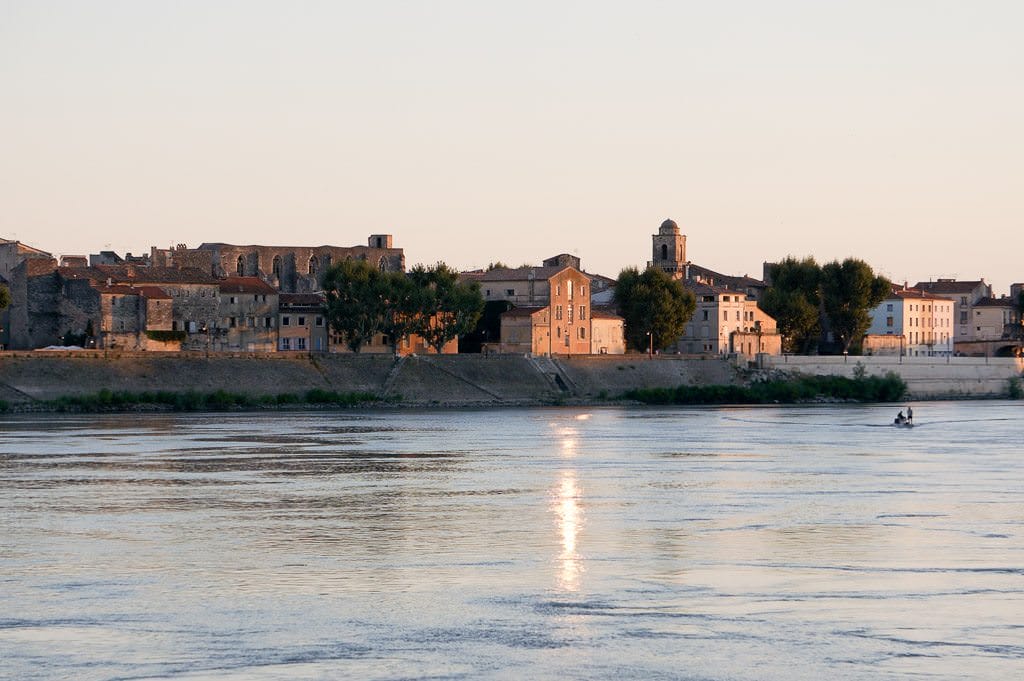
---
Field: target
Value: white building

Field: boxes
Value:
[866,286,955,357]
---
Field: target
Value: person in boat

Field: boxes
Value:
[894,410,906,424]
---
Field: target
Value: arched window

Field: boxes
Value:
[378,256,387,271]
[272,255,282,278]
[661,244,668,260]
[308,256,318,275]
[236,255,244,275]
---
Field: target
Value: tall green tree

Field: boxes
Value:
[409,263,484,354]
[820,258,891,353]
[761,256,822,354]
[615,267,695,352]
[321,259,388,352]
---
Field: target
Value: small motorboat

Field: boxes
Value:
[893,416,914,428]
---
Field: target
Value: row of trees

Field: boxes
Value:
[321,260,484,353]
[761,257,890,354]
[613,257,891,355]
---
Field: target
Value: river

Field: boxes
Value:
[1,402,1022,680]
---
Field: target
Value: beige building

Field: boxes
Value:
[676,281,781,357]
[866,286,955,357]
[93,284,178,351]
[590,308,626,354]
[279,293,329,353]
[914,279,992,343]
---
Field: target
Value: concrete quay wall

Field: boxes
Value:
[763,355,1024,399]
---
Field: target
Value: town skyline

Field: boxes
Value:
[3,2,1021,294]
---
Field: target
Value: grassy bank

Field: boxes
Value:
[20,388,386,413]
[622,372,908,405]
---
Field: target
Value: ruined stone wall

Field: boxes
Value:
[198,242,405,293]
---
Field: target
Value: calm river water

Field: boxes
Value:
[1,402,1022,680]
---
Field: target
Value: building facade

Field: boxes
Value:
[865,286,955,357]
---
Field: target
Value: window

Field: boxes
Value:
[557,326,561,337]
[229,296,237,304]
[272,256,282,277]
[568,281,573,300]
[579,327,586,339]
[579,305,586,320]
[229,317,237,328]
[247,317,255,327]
[308,256,318,275]
[172,321,178,331]
[556,305,562,320]
[506,288,515,296]
[236,256,244,275]
[702,310,709,321]
[315,316,324,327]
[568,306,574,323]
[661,244,668,260]
[297,338,306,350]
[298,316,306,326]
[887,303,893,311]
[264,317,272,328]
[886,316,893,327]
[723,311,728,320]
[282,316,290,326]
[280,338,291,350]
[735,311,740,321]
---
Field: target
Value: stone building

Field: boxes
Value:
[191,235,404,293]
[1,239,56,348]
[645,219,779,357]
[590,308,626,354]
[913,279,993,344]
[217,277,279,352]
[675,281,781,358]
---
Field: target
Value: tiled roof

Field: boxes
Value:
[220,277,278,295]
[914,280,987,294]
[93,284,173,299]
[683,280,744,297]
[974,297,1016,308]
[888,287,954,301]
[591,307,623,320]
[479,265,572,282]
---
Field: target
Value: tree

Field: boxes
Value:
[409,263,484,354]
[761,257,822,354]
[321,259,388,352]
[614,266,695,352]
[0,285,9,311]
[820,258,891,353]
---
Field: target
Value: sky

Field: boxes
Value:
[2,1,1022,293]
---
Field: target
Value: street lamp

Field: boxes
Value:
[646,330,653,359]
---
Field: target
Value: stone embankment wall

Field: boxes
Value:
[762,355,1024,399]
[0,352,740,407]
[0,351,1019,408]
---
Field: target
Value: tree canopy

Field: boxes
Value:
[761,256,822,353]
[614,267,695,352]
[408,262,484,354]
[321,260,483,354]
[820,258,891,353]
[0,285,9,311]
[761,256,890,354]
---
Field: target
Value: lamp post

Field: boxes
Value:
[647,330,653,359]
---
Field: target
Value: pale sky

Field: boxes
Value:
[2,1,1021,293]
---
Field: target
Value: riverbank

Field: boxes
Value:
[0,351,1020,412]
